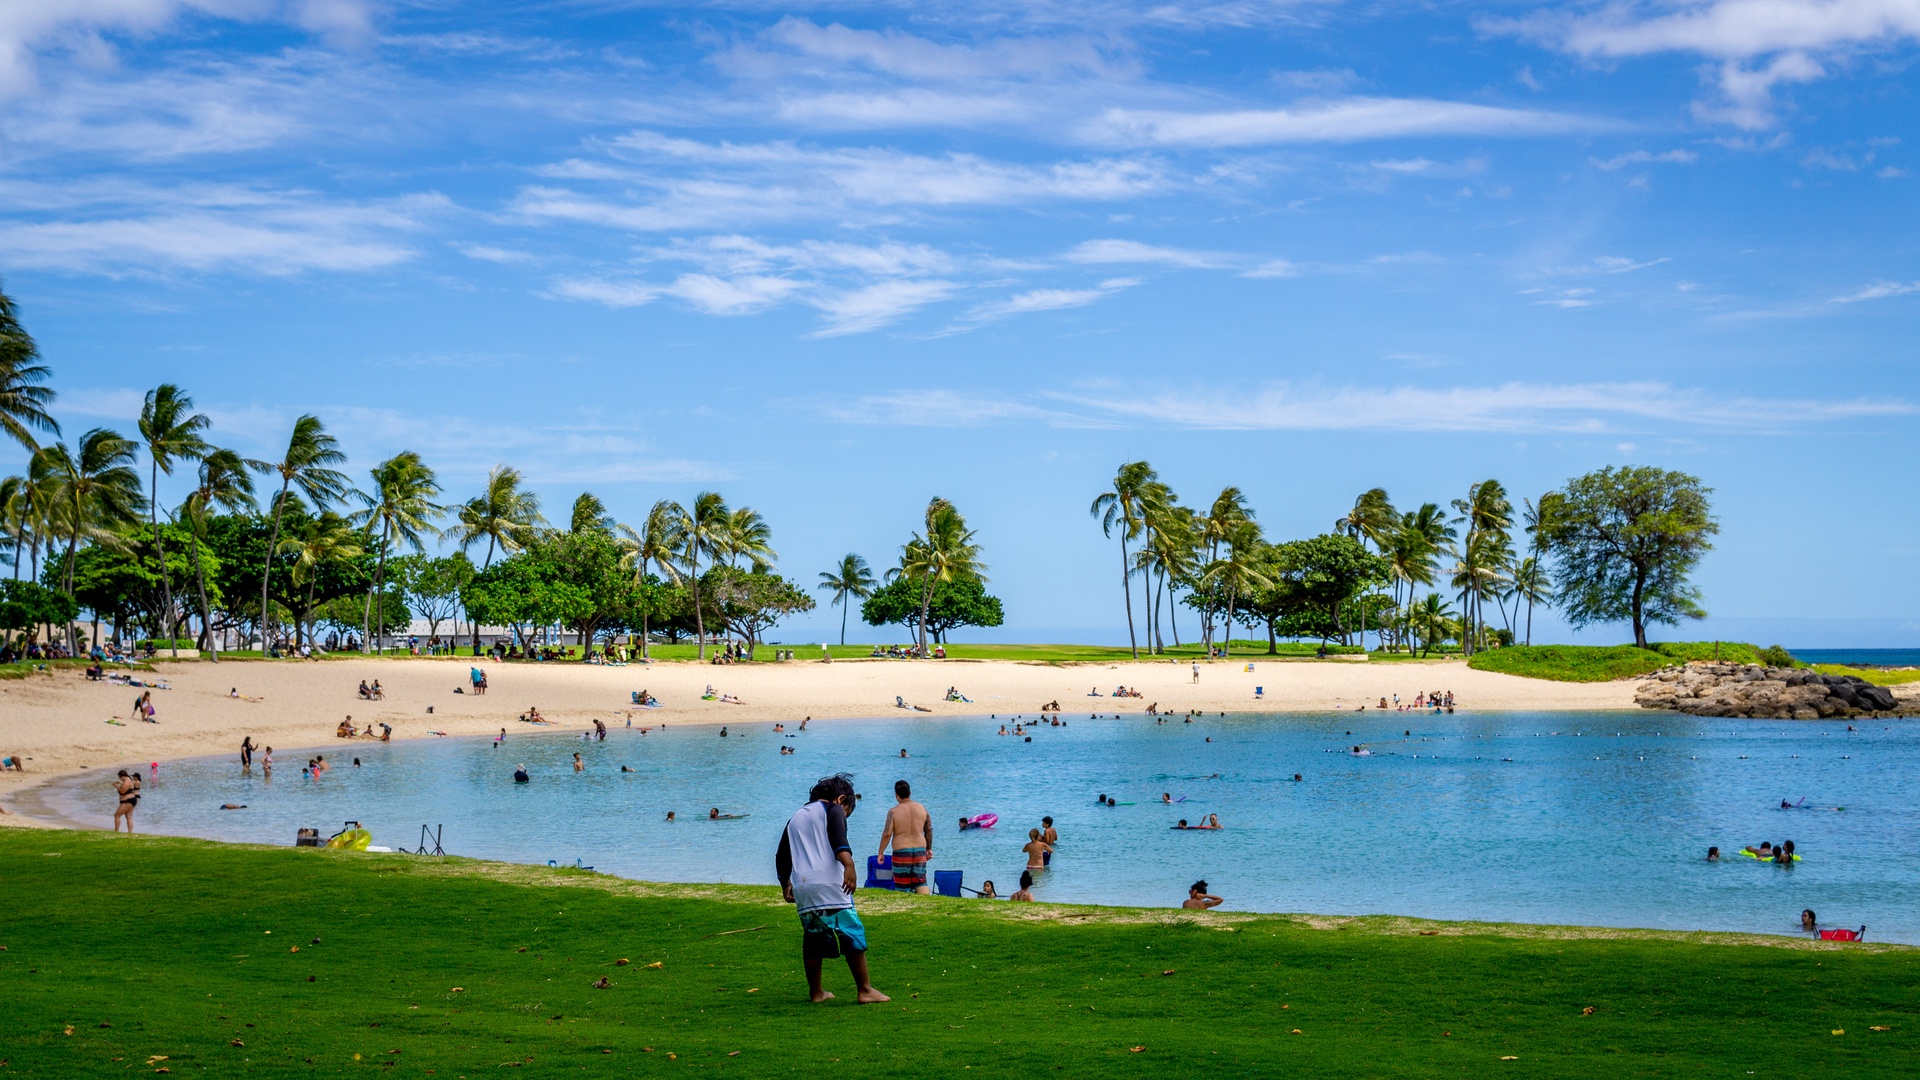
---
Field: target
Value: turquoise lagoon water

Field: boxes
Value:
[52,710,1920,942]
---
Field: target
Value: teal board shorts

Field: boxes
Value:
[799,908,868,960]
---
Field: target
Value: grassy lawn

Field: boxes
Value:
[1467,645,1678,682]
[0,658,154,682]
[4,832,1917,1078]
[254,642,1372,665]
[1811,664,1920,687]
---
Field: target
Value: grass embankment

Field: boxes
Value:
[0,658,153,682]
[5,833,1917,1077]
[1811,665,1920,687]
[221,642,1369,665]
[1468,642,1802,683]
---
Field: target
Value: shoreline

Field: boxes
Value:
[0,653,1639,824]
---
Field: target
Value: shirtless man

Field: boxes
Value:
[1182,881,1223,910]
[878,780,933,894]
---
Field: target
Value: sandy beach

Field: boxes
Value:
[0,654,1636,822]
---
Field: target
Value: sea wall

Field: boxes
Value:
[1635,663,1906,719]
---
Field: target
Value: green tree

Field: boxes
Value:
[278,511,363,648]
[397,553,473,646]
[1450,480,1512,656]
[0,285,59,454]
[569,492,614,536]
[817,553,876,646]
[861,575,1004,643]
[1199,517,1268,659]
[1336,488,1398,650]
[446,465,544,653]
[352,452,443,653]
[464,532,637,657]
[259,416,350,649]
[614,500,684,658]
[704,565,814,657]
[1136,501,1199,651]
[1196,487,1253,655]
[671,492,734,659]
[0,580,77,647]
[180,449,257,658]
[138,384,211,658]
[895,497,985,654]
[725,506,777,571]
[1245,534,1389,651]
[1543,466,1719,648]
[1090,461,1156,658]
[39,429,144,649]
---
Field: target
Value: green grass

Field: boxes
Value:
[5,832,1918,1078]
[1467,645,1678,682]
[0,657,153,681]
[1812,664,1920,687]
[323,642,1369,665]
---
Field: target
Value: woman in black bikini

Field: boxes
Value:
[113,770,139,832]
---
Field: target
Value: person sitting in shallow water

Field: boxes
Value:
[513,764,530,783]
[1010,871,1035,902]
[1706,846,1721,861]
[977,880,997,899]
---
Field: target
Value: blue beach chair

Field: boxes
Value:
[864,854,894,890]
[933,870,963,897]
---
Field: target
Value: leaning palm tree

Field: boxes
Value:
[1509,556,1553,647]
[1136,499,1198,652]
[1412,592,1459,657]
[817,553,877,646]
[898,497,986,653]
[1450,480,1512,655]
[280,511,363,649]
[0,286,58,454]
[137,385,211,657]
[40,429,144,650]
[673,492,734,659]
[1090,460,1157,659]
[180,448,257,659]
[1195,487,1253,655]
[352,452,444,654]
[569,492,614,536]
[0,475,26,580]
[259,416,349,653]
[445,465,544,654]
[614,499,685,659]
[8,462,58,584]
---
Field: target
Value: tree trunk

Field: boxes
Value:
[839,595,849,646]
[1119,531,1136,659]
[471,534,496,656]
[917,579,932,654]
[150,462,179,659]
[188,524,218,662]
[261,484,291,655]
[1631,569,1647,648]
[690,554,706,660]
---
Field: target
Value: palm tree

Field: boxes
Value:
[614,499,684,659]
[898,497,985,653]
[1090,461,1157,658]
[1200,517,1269,658]
[1509,556,1552,647]
[1450,480,1512,655]
[446,465,544,654]
[353,452,444,654]
[569,492,614,536]
[1411,593,1459,657]
[259,416,349,653]
[0,286,59,454]
[280,511,362,649]
[137,385,211,657]
[7,463,58,584]
[1195,487,1253,656]
[673,492,733,659]
[726,507,777,572]
[180,448,256,659]
[1336,488,1397,651]
[817,553,876,646]
[1136,500,1198,652]
[40,429,144,650]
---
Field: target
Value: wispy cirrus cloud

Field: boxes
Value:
[1590,148,1699,169]
[1085,97,1608,147]
[1832,280,1920,302]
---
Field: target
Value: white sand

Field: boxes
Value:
[0,654,1636,821]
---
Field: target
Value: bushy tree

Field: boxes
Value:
[703,565,814,657]
[1543,466,1718,648]
[861,576,1004,643]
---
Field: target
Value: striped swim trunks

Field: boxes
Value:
[890,847,929,888]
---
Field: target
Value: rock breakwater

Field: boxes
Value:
[1635,663,1906,719]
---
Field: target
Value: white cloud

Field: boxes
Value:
[1492,0,1920,129]
[821,389,1073,428]
[959,278,1138,325]
[1085,97,1605,147]
[1831,280,1920,302]
[663,273,805,315]
[1590,149,1700,169]
[1062,238,1231,268]
[717,17,1132,81]
[1591,256,1671,273]
[1243,259,1301,278]
[809,279,958,336]
[1057,380,1913,431]
[0,185,442,275]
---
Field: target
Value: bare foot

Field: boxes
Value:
[810,990,836,1003]
[856,987,890,1004]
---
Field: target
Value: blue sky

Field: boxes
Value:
[3,0,1918,646]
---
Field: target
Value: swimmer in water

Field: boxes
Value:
[1162,792,1173,804]
[665,810,676,822]
[513,764,530,783]
[1706,846,1720,861]
[1182,880,1223,911]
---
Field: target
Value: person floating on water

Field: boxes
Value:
[1182,880,1223,910]
[774,772,887,1004]
[879,780,932,895]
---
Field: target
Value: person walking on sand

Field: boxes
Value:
[1192,661,1200,683]
[774,772,887,1004]
[112,770,138,832]
[879,780,933,895]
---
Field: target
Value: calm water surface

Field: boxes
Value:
[49,711,1920,942]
